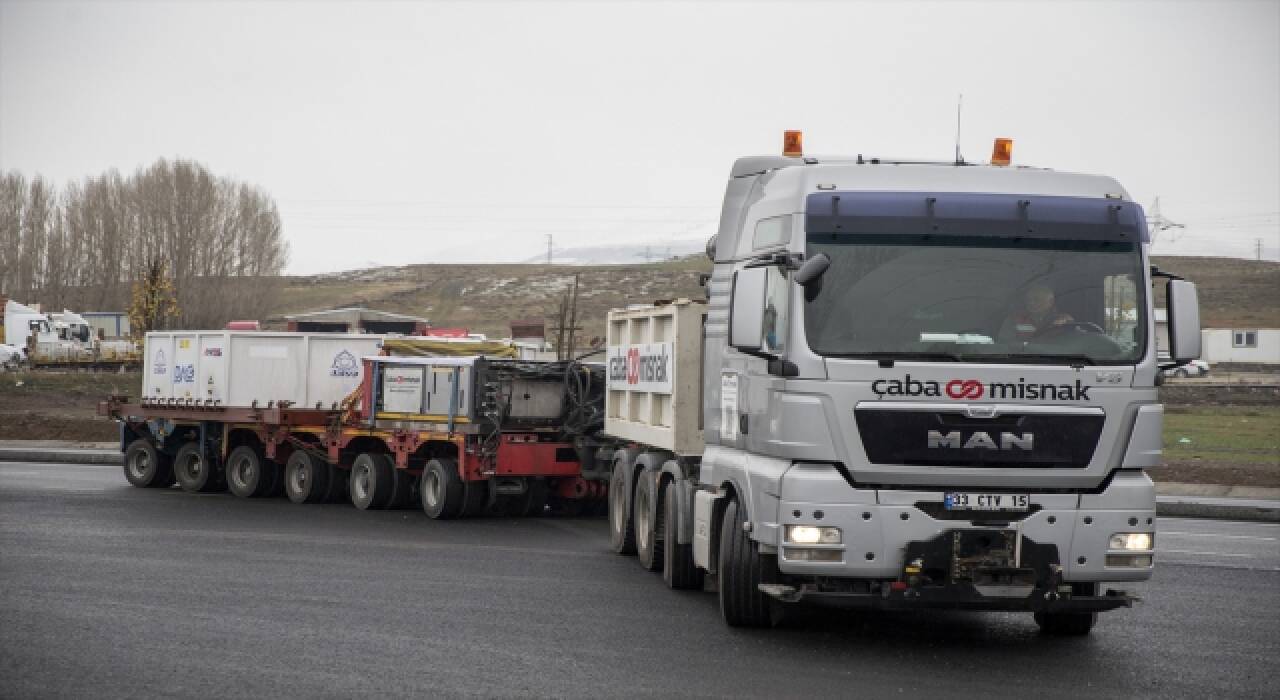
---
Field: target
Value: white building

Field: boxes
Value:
[1200,328,1280,365]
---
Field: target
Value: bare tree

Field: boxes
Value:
[0,159,288,329]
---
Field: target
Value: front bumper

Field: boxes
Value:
[766,466,1156,585]
[758,581,1137,612]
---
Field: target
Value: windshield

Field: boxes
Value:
[804,234,1146,365]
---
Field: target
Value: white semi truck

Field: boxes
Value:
[603,133,1201,635]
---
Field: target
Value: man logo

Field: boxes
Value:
[927,430,1034,451]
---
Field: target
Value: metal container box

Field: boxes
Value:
[142,331,383,408]
[604,299,705,456]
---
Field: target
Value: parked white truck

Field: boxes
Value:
[604,133,1201,635]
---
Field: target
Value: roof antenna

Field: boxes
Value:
[954,93,964,165]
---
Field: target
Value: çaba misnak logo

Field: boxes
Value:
[329,350,360,378]
[609,346,670,385]
[872,374,1092,401]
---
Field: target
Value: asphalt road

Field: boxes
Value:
[2,461,1277,699]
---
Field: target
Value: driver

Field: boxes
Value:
[1004,283,1073,341]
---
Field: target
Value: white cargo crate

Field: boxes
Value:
[142,331,383,409]
[604,299,705,456]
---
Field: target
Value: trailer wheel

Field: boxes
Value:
[226,446,270,498]
[387,465,416,510]
[1035,583,1098,635]
[460,479,487,517]
[284,451,330,504]
[123,438,172,488]
[663,481,703,590]
[324,464,349,503]
[349,453,394,510]
[609,460,637,555]
[515,479,548,517]
[718,499,778,627]
[173,442,224,493]
[421,458,465,519]
[635,472,662,572]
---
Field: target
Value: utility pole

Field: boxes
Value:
[1146,197,1185,246]
[954,93,964,165]
[1257,238,1264,261]
[546,234,553,265]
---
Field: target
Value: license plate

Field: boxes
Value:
[944,493,1030,511]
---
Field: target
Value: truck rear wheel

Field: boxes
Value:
[635,472,662,571]
[173,442,224,493]
[421,458,465,519]
[718,499,777,627]
[123,438,173,488]
[663,481,703,590]
[284,451,330,504]
[609,460,636,555]
[324,464,348,503]
[349,453,394,510]
[226,446,270,498]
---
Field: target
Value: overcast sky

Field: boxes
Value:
[2,0,1277,274]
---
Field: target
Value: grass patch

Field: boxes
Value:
[0,370,142,400]
[1163,405,1280,466]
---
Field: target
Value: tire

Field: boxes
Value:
[324,464,349,503]
[1175,368,1189,378]
[718,499,777,627]
[635,471,662,572]
[420,458,465,519]
[349,452,395,510]
[387,463,416,510]
[123,438,173,488]
[226,445,269,498]
[663,481,704,590]
[284,450,330,504]
[173,442,224,493]
[1035,583,1098,636]
[460,479,488,517]
[609,460,636,555]
[514,479,549,517]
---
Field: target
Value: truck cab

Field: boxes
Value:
[610,134,1201,635]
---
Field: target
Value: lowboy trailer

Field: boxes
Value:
[103,332,608,516]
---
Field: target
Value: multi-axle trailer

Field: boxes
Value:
[103,332,608,516]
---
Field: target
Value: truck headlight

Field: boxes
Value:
[785,525,841,545]
[1109,532,1154,551]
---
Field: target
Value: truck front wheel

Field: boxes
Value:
[718,499,778,627]
[609,460,637,555]
[123,438,173,488]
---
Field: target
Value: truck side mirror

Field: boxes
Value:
[1167,279,1201,362]
[793,253,830,287]
[730,267,767,351]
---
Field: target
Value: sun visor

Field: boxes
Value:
[805,192,1149,242]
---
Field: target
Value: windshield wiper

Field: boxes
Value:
[827,351,964,362]
[978,353,1097,366]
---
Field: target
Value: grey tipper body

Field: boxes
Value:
[606,147,1201,632]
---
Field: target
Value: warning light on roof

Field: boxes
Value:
[991,138,1013,166]
[783,130,803,157]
